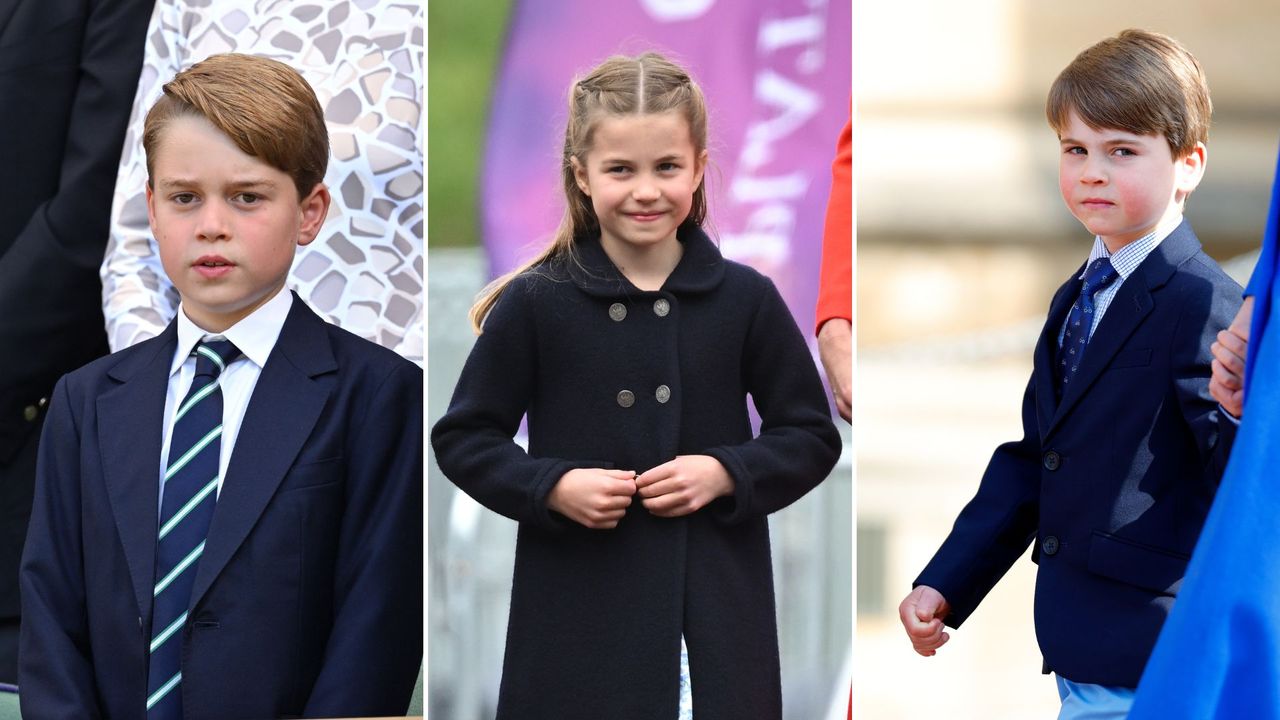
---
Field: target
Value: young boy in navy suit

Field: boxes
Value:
[18,54,422,719]
[898,29,1241,718]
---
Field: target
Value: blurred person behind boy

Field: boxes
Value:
[0,0,152,683]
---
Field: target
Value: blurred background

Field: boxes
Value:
[428,1,852,718]
[856,1,1279,718]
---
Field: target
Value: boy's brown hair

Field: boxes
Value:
[143,53,329,199]
[1047,29,1211,157]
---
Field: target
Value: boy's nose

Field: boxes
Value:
[195,202,231,240]
[1080,157,1107,184]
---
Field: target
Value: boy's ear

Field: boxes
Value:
[1174,142,1208,198]
[297,183,331,247]
[145,182,159,234]
[571,156,590,196]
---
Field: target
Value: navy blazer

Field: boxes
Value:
[916,221,1242,688]
[19,296,423,719]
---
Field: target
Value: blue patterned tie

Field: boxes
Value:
[147,338,241,718]
[1059,257,1118,394]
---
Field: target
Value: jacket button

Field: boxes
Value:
[616,390,635,408]
[1042,536,1060,556]
[655,385,671,403]
[22,405,39,422]
[653,298,670,317]
[1043,450,1061,471]
[609,303,627,322]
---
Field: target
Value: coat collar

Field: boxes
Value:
[567,224,726,297]
[1036,219,1202,437]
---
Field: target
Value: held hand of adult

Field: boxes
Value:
[547,468,637,529]
[635,455,734,518]
[1209,296,1253,419]
[818,318,853,422]
[899,585,952,657]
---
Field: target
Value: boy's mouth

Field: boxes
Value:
[193,255,235,278]
[194,255,233,267]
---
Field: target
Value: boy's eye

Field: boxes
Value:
[1111,147,1136,157]
[236,192,261,204]
[1064,146,1086,155]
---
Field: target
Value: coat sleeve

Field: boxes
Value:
[704,277,842,523]
[912,375,1043,628]
[815,111,852,334]
[1171,267,1244,488]
[0,0,151,431]
[303,360,424,715]
[18,377,104,720]
[100,0,182,352]
[430,279,591,532]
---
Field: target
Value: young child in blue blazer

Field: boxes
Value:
[898,29,1242,719]
[19,54,422,719]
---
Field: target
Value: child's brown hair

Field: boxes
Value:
[1047,29,1211,157]
[469,51,710,332]
[143,53,329,199]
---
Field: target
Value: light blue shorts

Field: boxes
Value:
[1056,675,1135,720]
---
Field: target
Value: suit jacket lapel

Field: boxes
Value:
[1046,221,1200,435]
[1050,279,1154,430]
[1034,273,1081,437]
[98,324,176,624]
[190,297,336,609]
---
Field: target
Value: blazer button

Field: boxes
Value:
[1042,536,1060,556]
[655,385,671,403]
[609,303,627,322]
[1043,450,1061,471]
[616,390,636,408]
[22,405,39,422]
[653,298,670,317]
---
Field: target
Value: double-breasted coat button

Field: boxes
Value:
[1043,450,1061,471]
[655,385,671,403]
[653,298,670,317]
[609,303,627,322]
[1042,536,1060,556]
[616,390,636,408]
[22,405,38,422]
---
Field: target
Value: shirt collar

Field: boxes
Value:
[171,288,294,377]
[1083,213,1183,282]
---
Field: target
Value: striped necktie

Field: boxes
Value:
[1059,257,1117,395]
[147,338,241,718]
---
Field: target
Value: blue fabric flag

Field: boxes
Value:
[1129,145,1280,718]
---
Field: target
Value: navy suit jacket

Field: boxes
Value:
[19,296,423,719]
[916,221,1242,688]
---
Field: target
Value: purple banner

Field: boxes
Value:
[482,0,851,336]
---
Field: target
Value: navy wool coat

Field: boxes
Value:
[915,221,1241,688]
[431,228,842,720]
